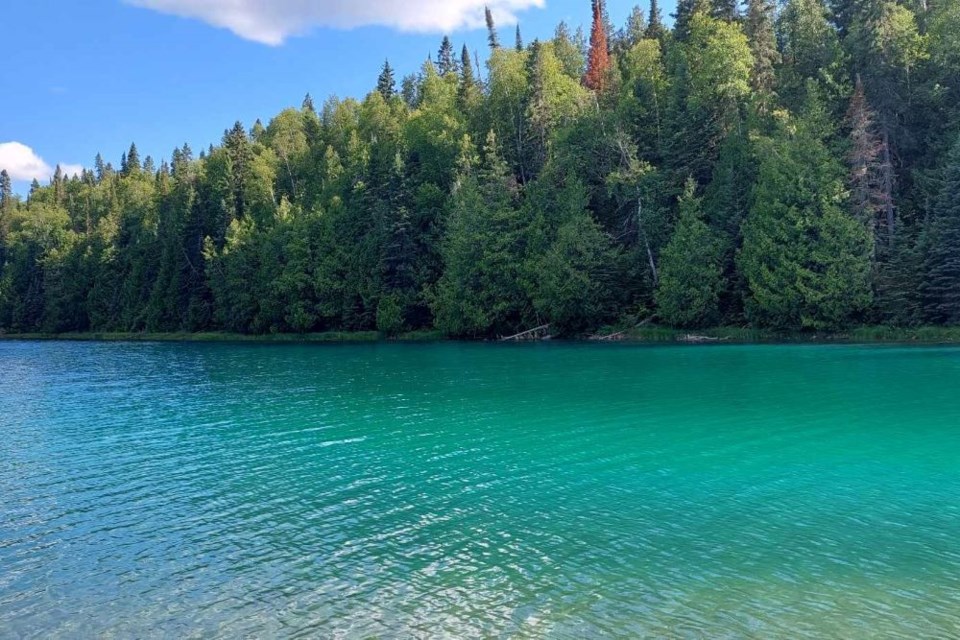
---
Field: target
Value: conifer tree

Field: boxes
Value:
[438,36,456,75]
[0,169,10,262]
[126,142,141,174]
[922,136,960,323]
[674,0,712,40]
[713,0,740,22]
[623,6,647,49]
[745,0,780,111]
[646,0,667,41]
[584,0,611,91]
[516,25,524,51]
[485,6,501,50]
[459,46,478,108]
[740,92,873,329]
[302,93,316,113]
[377,60,396,99]
[0,170,12,212]
[846,76,892,242]
[94,153,106,182]
[655,179,723,327]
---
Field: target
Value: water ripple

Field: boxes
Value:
[2,342,960,638]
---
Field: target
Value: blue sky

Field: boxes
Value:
[1,0,677,193]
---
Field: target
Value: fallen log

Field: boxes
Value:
[500,324,551,342]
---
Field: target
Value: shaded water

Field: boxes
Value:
[2,342,960,638]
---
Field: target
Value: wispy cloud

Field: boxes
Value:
[0,142,82,182]
[125,0,545,46]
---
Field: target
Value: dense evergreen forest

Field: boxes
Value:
[2,0,960,337]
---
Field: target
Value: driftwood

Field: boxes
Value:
[589,317,655,342]
[677,334,731,344]
[500,324,551,342]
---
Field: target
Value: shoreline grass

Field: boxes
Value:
[4,326,960,345]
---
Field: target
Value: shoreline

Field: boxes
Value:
[4,326,960,345]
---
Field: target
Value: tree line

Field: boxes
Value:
[2,0,960,337]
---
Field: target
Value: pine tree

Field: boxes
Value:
[302,93,316,113]
[437,36,456,75]
[485,6,500,50]
[646,0,667,41]
[584,0,611,91]
[745,0,780,111]
[377,60,396,99]
[515,25,524,51]
[922,136,960,323]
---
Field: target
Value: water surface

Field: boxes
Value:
[2,342,960,637]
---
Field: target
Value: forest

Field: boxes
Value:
[2,0,960,337]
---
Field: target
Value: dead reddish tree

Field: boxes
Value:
[847,75,895,241]
[583,0,611,92]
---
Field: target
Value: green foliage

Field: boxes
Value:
[739,102,873,329]
[655,180,723,327]
[922,136,960,324]
[1,3,958,338]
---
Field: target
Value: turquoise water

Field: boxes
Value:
[2,342,960,638]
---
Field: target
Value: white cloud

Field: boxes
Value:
[125,0,545,46]
[0,142,82,182]
[59,163,85,178]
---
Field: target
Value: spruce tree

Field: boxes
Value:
[745,0,780,111]
[623,6,646,49]
[485,6,500,50]
[459,46,478,108]
[674,0,712,40]
[646,0,667,41]
[437,36,456,75]
[94,153,106,182]
[673,0,713,40]
[515,25,524,51]
[923,136,960,323]
[126,142,141,174]
[377,60,396,99]
[302,93,316,113]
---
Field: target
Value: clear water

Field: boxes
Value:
[2,342,960,638]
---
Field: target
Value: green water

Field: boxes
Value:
[2,342,960,638]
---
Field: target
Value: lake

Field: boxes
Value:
[2,341,960,637]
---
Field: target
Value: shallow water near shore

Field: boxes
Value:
[2,341,960,637]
